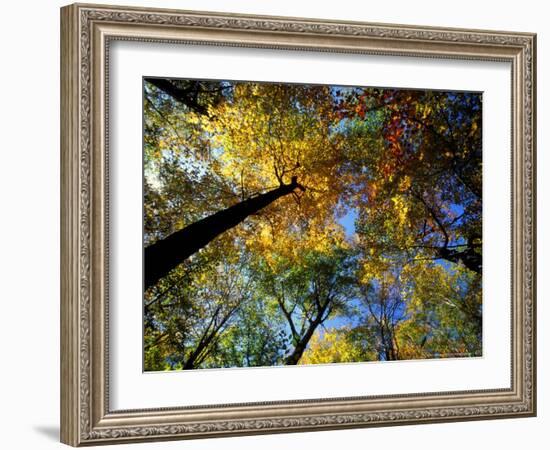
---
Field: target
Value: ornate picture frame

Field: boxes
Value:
[60,3,536,446]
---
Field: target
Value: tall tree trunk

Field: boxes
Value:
[284,300,329,365]
[145,78,209,115]
[439,246,481,274]
[284,323,318,365]
[145,177,304,289]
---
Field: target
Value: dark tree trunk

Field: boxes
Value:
[283,299,329,365]
[439,246,481,274]
[284,324,318,365]
[145,78,209,115]
[144,177,304,290]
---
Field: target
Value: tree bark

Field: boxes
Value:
[145,177,304,289]
[284,323,318,365]
[145,78,209,115]
[439,246,481,274]
[284,298,330,365]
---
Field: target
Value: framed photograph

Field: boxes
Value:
[60,3,536,446]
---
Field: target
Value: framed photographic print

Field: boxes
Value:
[60,3,537,446]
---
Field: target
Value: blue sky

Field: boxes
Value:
[338,207,358,237]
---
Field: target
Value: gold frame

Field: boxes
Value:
[60,3,536,446]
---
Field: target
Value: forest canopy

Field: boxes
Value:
[143,78,482,371]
